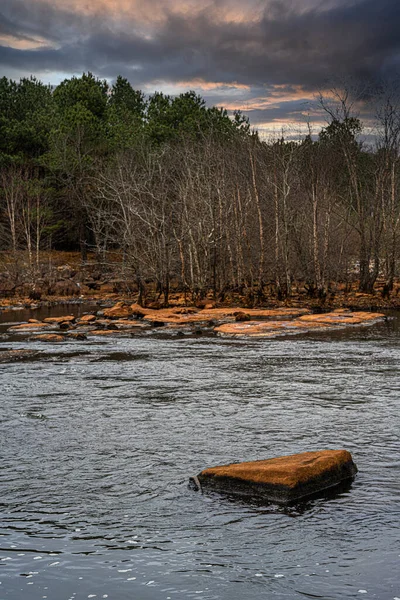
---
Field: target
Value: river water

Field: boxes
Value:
[1,306,399,600]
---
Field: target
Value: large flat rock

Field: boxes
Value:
[215,310,385,337]
[192,450,357,504]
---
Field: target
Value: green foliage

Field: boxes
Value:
[53,72,108,120]
[145,90,251,143]
[107,77,146,150]
[44,74,111,182]
[319,117,362,149]
[109,76,146,118]
[0,72,254,252]
[0,76,53,163]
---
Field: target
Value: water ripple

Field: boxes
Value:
[0,312,399,599]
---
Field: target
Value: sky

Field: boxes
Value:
[1,0,400,135]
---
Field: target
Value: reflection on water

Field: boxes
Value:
[0,308,400,599]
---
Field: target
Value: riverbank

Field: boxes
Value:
[1,252,400,314]
[1,287,399,316]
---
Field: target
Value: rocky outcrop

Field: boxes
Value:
[215,310,385,337]
[4,307,386,342]
[298,311,382,325]
[43,315,76,324]
[191,449,357,504]
[103,302,133,319]
[33,334,64,343]
[142,307,311,325]
[78,314,97,323]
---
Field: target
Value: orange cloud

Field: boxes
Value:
[175,79,251,91]
[29,0,262,26]
[0,34,50,51]
[218,85,333,115]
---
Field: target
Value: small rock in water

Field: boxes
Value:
[190,449,357,504]
[32,334,65,343]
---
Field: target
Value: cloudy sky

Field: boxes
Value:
[1,0,399,134]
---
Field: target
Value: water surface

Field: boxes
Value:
[1,309,399,599]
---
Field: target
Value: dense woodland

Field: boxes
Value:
[0,73,400,305]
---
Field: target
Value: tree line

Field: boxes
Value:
[0,73,400,304]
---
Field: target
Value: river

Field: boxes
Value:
[1,306,399,599]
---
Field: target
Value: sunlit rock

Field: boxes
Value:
[78,314,97,323]
[8,322,53,332]
[103,302,133,319]
[298,311,384,325]
[191,450,357,504]
[33,334,64,343]
[43,315,76,324]
[130,303,153,317]
[215,310,385,337]
[215,319,321,337]
[143,307,311,326]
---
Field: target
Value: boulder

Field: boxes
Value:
[78,314,97,323]
[191,449,357,504]
[103,302,133,319]
[130,303,150,318]
[8,322,53,332]
[33,334,64,343]
[44,315,76,324]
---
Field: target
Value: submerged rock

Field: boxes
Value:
[66,332,87,341]
[87,329,128,336]
[0,349,40,362]
[191,449,357,504]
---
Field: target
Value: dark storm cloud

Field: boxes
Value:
[1,0,400,127]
